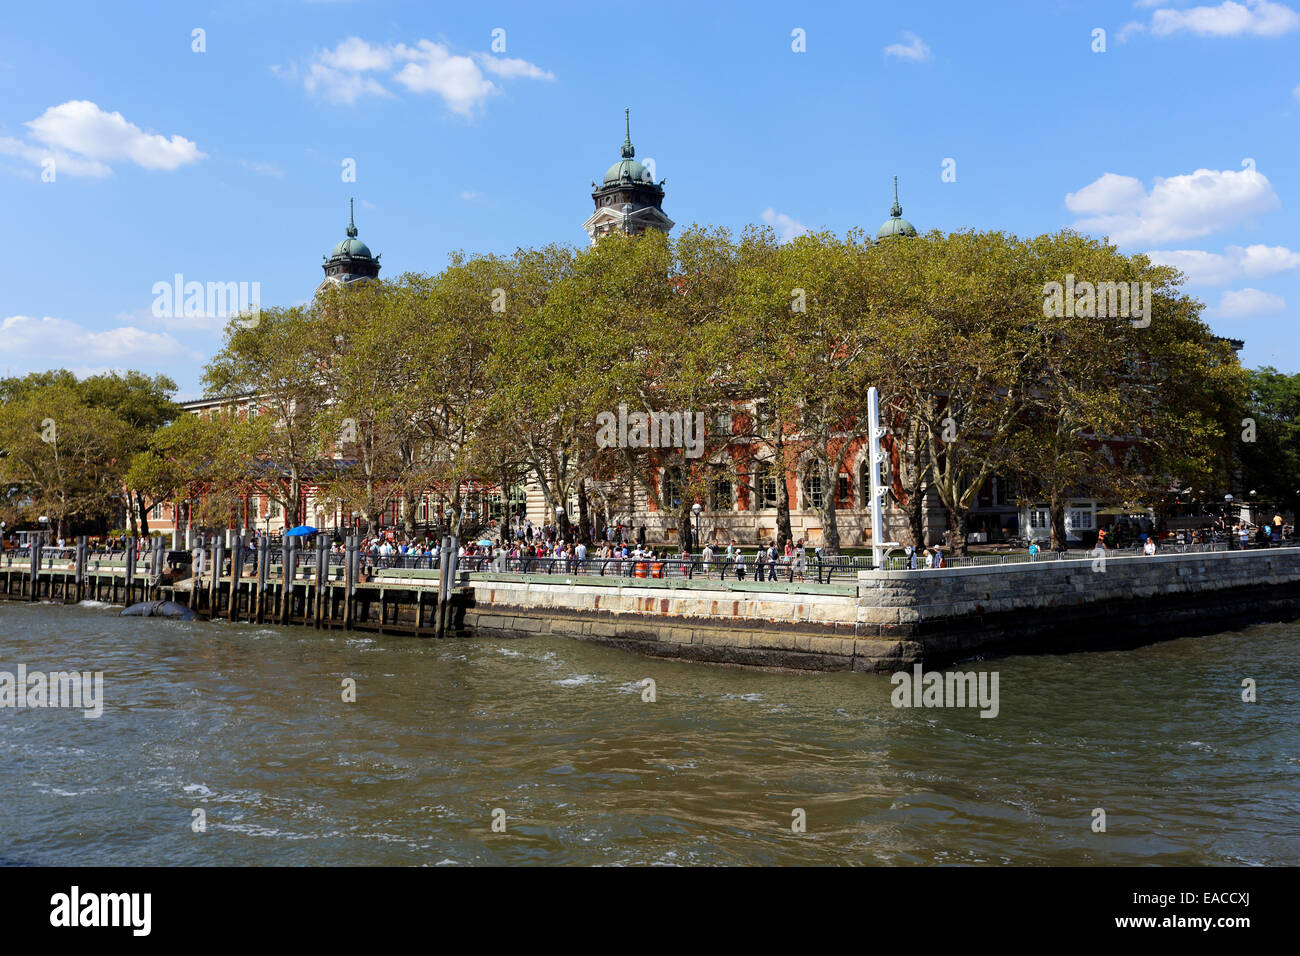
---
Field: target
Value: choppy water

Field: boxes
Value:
[1,601,1296,865]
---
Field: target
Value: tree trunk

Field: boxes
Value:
[944,506,969,556]
[577,479,591,544]
[677,498,694,553]
[1049,500,1067,552]
[136,490,150,537]
[774,438,793,549]
[402,492,416,538]
[904,485,926,549]
[817,457,841,555]
[900,426,929,548]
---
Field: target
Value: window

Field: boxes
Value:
[1069,509,1094,530]
[993,476,1018,507]
[151,503,163,520]
[805,470,824,511]
[756,464,778,510]
[714,412,733,436]
[1029,509,1049,530]
[507,484,527,517]
[837,471,852,509]
[662,467,683,509]
[269,500,280,518]
[712,474,734,511]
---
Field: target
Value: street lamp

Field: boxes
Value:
[691,501,702,551]
[555,505,566,541]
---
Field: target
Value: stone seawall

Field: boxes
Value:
[856,546,1300,666]
[458,548,1300,671]
[460,575,907,672]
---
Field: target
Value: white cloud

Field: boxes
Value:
[1210,287,1286,317]
[1066,167,1279,245]
[0,101,204,178]
[288,37,553,115]
[761,208,809,243]
[884,31,932,62]
[460,190,481,200]
[0,315,203,378]
[475,54,555,80]
[1293,82,1300,101]
[24,101,204,171]
[1146,244,1300,283]
[240,159,283,177]
[1118,21,1148,41]
[1149,0,1299,37]
[0,136,111,177]
[304,60,393,105]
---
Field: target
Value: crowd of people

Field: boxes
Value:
[332,531,819,582]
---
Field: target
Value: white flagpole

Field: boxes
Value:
[867,386,885,569]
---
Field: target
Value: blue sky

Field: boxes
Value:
[1,0,1297,398]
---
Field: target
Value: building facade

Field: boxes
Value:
[140,124,1223,550]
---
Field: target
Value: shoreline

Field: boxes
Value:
[5,546,1299,671]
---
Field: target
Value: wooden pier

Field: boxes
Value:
[0,532,470,638]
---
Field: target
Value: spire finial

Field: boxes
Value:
[620,107,635,159]
[890,176,902,219]
[346,197,358,238]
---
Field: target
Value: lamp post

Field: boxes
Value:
[691,501,702,552]
[555,505,567,542]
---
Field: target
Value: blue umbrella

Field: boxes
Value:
[284,525,318,536]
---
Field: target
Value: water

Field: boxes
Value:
[1,601,1296,865]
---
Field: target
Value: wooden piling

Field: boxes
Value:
[255,537,269,623]
[228,532,243,622]
[313,537,326,629]
[74,535,86,603]
[124,536,136,606]
[210,536,225,616]
[28,531,41,601]
[343,535,356,630]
